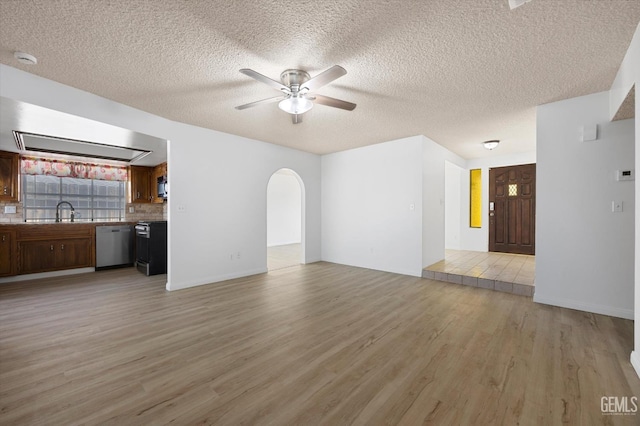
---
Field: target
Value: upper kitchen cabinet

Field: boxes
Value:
[0,151,19,202]
[129,165,153,203]
[129,163,168,203]
[152,162,167,204]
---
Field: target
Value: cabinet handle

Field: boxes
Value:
[1,235,5,242]
[137,191,140,199]
[61,244,65,250]
[3,186,7,195]
[50,245,54,251]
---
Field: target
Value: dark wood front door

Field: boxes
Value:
[489,164,536,255]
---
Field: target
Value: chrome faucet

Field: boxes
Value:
[55,201,75,222]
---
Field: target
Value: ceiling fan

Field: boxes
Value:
[509,0,532,10]
[235,65,356,124]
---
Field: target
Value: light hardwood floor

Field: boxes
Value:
[267,243,301,271]
[0,263,638,425]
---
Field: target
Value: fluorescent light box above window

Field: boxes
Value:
[14,131,152,164]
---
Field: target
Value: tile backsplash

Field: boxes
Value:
[0,201,24,223]
[125,203,167,222]
[0,200,167,223]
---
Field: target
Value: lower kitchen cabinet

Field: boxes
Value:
[0,230,15,276]
[59,238,92,269]
[18,238,93,274]
[19,240,58,273]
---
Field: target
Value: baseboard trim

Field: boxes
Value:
[167,267,268,291]
[319,258,422,278]
[631,351,640,380]
[0,267,96,283]
[533,294,633,320]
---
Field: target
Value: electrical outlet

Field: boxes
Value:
[612,201,623,213]
[4,205,17,214]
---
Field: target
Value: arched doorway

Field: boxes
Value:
[267,168,304,271]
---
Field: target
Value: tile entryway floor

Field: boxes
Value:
[423,249,535,297]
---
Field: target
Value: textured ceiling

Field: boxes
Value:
[0,0,638,159]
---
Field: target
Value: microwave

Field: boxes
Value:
[157,176,168,199]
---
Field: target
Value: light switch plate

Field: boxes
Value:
[4,205,17,214]
[581,124,598,142]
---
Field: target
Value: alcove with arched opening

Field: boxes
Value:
[266,168,305,270]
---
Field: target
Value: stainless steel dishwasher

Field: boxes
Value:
[96,225,134,270]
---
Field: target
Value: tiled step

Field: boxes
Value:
[422,269,534,297]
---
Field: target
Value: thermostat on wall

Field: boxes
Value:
[616,169,634,181]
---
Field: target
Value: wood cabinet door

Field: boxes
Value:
[19,238,93,274]
[0,151,19,202]
[19,240,58,274]
[59,238,92,269]
[130,166,152,203]
[152,162,167,204]
[0,231,15,276]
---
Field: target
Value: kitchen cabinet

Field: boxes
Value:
[130,166,153,203]
[0,150,19,202]
[0,230,16,277]
[152,162,167,204]
[14,224,95,275]
[19,238,92,274]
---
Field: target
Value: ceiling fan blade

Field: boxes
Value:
[311,94,356,111]
[292,114,303,124]
[239,69,290,92]
[300,65,347,92]
[235,95,286,110]
[509,0,532,10]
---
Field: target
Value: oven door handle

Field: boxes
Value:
[136,231,149,237]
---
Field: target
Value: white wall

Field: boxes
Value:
[610,21,640,376]
[460,151,536,252]
[444,161,463,250]
[535,91,635,320]
[0,65,322,291]
[267,170,302,247]
[322,136,424,277]
[422,137,466,268]
[635,85,639,375]
[610,22,639,120]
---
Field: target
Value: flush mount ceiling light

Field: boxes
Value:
[483,140,500,150]
[14,51,37,65]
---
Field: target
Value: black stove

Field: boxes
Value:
[135,221,167,276]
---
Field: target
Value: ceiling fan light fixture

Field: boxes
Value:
[278,96,313,115]
[483,140,500,150]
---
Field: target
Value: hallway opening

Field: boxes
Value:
[267,168,304,271]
